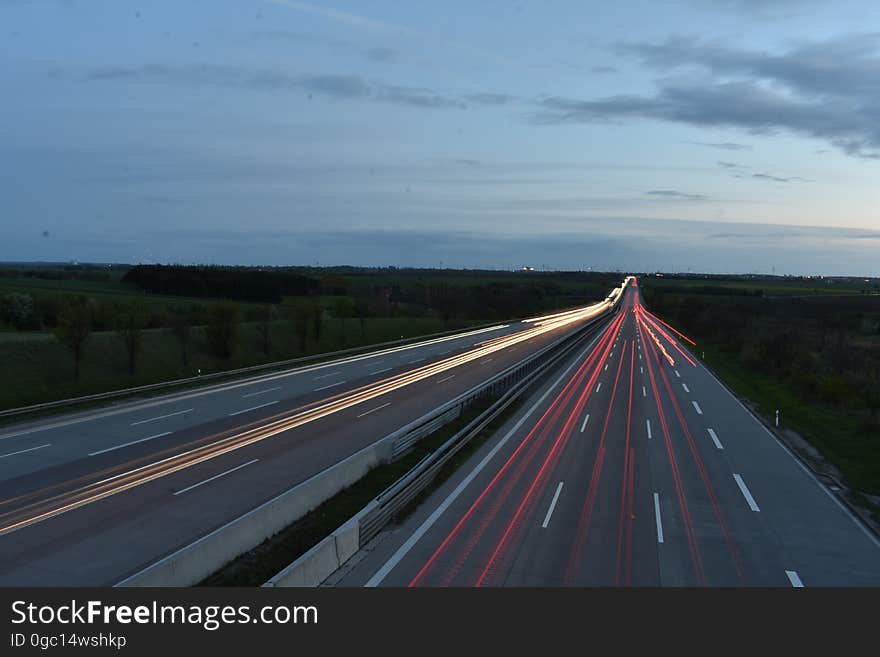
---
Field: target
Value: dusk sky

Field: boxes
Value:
[2,0,879,274]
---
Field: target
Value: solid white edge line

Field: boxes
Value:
[314,381,347,392]
[242,386,281,398]
[130,408,193,426]
[228,400,278,416]
[698,357,880,548]
[785,570,804,587]
[89,432,172,456]
[580,413,590,433]
[2,323,512,441]
[707,428,724,450]
[541,482,564,528]
[653,493,664,543]
[173,459,259,496]
[733,473,761,512]
[356,402,391,418]
[646,419,652,439]
[692,400,703,415]
[364,331,604,587]
[0,443,51,459]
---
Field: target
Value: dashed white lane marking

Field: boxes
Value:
[130,408,193,426]
[653,493,664,543]
[229,400,278,416]
[541,482,565,528]
[682,383,690,393]
[364,335,605,587]
[785,570,804,587]
[646,419,652,439]
[604,364,609,371]
[315,380,347,392]
[692,401,703,415]
[370,367,392,375]
[436,374,455,384]
[356,402,391,418]
[596,382,602,392]
[674,370,681,378]
[580,413,590,432]
[89,433,171,456]
[481,358,493,364]
[173,459,259,496]
[707,428,724,450]
[314,370,342,380]
[640,366,644,374]
[1,443,51,459]
[242,386,281,398]
[642,386,647,397]
[408,358,424,364]
[733,473,761,512]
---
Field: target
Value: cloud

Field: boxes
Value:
[253,29,397,63]
[645,189,709,201]
[464,93,518,105]
[685,141,751,150]
[86,64,482,110]
[533,34,880,158]
[750,173,812,183]
[716,161,812,182]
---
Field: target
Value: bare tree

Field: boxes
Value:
[204,302,241,359]
[355,299,369,340]
[293,305,310,352]
[257,305,278,356]
[116,303,146,375]
[310,303,323,344]
[55,299,92,378]
[170,312,192,365]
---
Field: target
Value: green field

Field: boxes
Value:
[0,316,481,410]
[641,278,880,510]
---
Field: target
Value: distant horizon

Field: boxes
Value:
[2,258,877,281]
[4,2,880,279]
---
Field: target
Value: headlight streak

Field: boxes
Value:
[0,284,629,535]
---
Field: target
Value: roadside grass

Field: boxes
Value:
[647,278,867,296]
[0,316,485,411]
[699,341,880,497]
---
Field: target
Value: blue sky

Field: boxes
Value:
[2,0,879,274]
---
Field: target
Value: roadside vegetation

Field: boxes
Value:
[641,274,880,518]
[0,263,616,410]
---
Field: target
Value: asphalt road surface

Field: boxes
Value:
[337,280,880,587]
[0,308,611,585]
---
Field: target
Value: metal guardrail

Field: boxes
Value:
[260,284,627,586]
[357,311,609,544]
[0,320,507,420]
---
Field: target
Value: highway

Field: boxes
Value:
[0,296,619,585]
[337,279,880,587]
